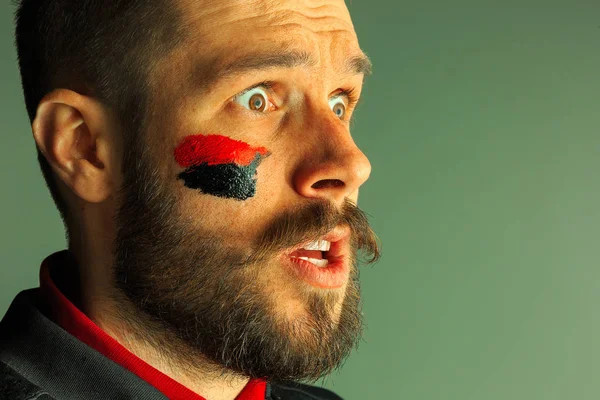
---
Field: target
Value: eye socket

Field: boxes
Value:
[234,86,274,113]
[329,96,347,119]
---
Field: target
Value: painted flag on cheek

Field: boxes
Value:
[174,134,270,201]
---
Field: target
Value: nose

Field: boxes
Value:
[292,113,372,204]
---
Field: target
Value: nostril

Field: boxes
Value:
[311,179,345,190]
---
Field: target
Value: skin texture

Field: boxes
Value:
[31,1,376,399]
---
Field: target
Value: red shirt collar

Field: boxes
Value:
[39,251,266,400]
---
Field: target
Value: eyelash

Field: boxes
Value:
[237,81,275,98]
[337,87,359,111]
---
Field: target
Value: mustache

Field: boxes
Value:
[248,198,381,265]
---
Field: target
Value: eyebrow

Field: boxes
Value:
[200,50,372,89]
[347,54,373,77]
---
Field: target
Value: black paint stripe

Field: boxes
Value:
[178,158,261,201]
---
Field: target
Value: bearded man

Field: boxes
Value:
[0,0,380,399]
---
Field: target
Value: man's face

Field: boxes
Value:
[111,0,378,382]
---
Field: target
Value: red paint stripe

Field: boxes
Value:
[174,134,269,167]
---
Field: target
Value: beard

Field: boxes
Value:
[111,142,380,383]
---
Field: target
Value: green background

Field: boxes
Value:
[2,1,600,399]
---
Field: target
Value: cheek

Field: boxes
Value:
[174,134,270,201]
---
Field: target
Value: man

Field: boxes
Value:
[0,0,380,399]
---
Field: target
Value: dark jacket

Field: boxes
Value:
[0,289,343,400]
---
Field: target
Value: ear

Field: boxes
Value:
[32,89,117,204]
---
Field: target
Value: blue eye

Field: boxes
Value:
[329,96,347,119]
[234,87,272,112]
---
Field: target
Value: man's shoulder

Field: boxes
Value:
[0,361,55,400]
[0,366,344,400]
[0,290,54,399]
[269,381,344,400]
[0,289,343,400]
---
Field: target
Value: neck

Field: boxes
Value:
[96,312,250,400]
[67,233,250,400]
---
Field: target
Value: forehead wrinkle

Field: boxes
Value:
[178,0,272,27]
[178,0,354,40]
[241,9,355,37]
[176,0,364,90]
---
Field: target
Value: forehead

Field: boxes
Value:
[176,0,361,72]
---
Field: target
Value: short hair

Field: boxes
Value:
[14,0,185,223]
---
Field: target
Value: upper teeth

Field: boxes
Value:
[303,240,331,251]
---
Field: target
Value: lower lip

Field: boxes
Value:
[284,254,349,289]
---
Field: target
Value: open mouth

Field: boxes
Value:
[283,228,351,289]
[289,239,331,268]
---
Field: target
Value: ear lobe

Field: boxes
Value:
[32,89,114,204]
